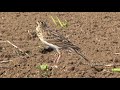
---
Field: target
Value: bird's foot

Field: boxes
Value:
[51,65,58,68]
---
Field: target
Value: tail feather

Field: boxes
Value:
[72,46,89,62]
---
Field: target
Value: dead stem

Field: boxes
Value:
[0,40,30,57]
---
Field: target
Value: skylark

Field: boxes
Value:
[36,21,89,64]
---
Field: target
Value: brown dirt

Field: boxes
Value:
[1,12,120,78]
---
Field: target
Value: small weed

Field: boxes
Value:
[36,64,52,78]
[36,64,49,71]
[112,68,120,72]
[50,16,68,28]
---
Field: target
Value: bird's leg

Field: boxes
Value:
[52,49,61,68]
[54,50,61,64]
[56,52,61,63]
[52,51,61,68]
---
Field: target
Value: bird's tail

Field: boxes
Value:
[71,46,89,62]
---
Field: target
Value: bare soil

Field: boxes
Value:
[1,12,120,78]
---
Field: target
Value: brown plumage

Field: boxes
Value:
[36,21,89,64]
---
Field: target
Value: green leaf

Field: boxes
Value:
[36,64,49,71]
[112,68,120,72]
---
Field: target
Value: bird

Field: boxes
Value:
[35,21,89,65]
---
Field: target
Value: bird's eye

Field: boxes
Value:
[41,22,44,24]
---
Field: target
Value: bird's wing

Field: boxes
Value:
[43,29,76,48]
[43,28,89,62]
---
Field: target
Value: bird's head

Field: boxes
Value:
[36,21,47,28]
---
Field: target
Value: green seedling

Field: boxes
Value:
[50,16,57,26]
[62,20,68,27]
[36,64,52,78]
[56,16,64,27]
[112,68,120,72]
[50,15,68,28]
[36,64,49,71]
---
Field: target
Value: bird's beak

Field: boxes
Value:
[36,21,39,25]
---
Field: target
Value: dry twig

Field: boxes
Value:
[0,40,29,57]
